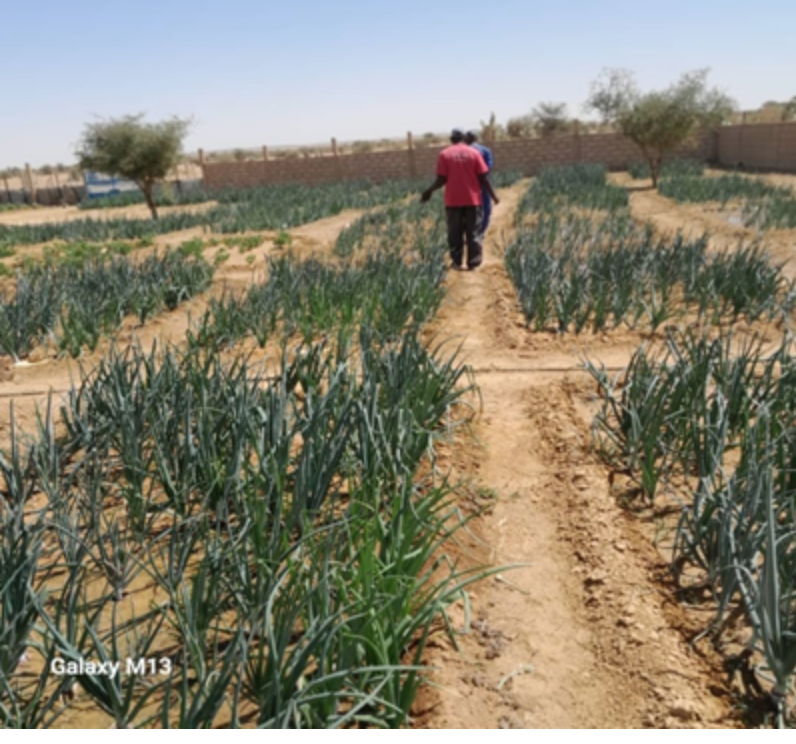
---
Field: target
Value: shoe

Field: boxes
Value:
[449,262,464,271]
[467,263,482,271]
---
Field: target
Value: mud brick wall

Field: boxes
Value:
[202,130,718,190]
[717,122,796,172]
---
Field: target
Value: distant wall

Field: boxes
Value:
[202,130,718,190]
[717,122,796,172]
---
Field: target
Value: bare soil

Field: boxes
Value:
[0,201,215,228]
[413,184,741,729]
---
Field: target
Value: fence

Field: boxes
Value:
[201,128,719,190]
[717,121,796,172]
[0,178,203,208]
[6,122,794,205]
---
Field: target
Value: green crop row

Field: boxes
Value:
[0,178,427,251]
[0,187,488,727]
[518,163,629,218]
[586,328,796,724]
[79,186,210,211]
[654,169,796,231]
[658,173,786,205]
[196,198,448,350]
[0,327,485,728]
[505,209,792,333]
[195,250,446,351]
[627,159,705,180]
[0,250,213,359]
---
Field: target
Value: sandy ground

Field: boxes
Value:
[5,175,796,728]
[410,184,742,729]
[0,201,216,227]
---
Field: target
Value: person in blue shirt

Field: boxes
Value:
[464,130,494,238]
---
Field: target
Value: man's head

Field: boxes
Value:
[464,130,478,145]
[450,128,464,144]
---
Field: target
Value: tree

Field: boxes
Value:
[479,112,504,142]
[505,115,534,139]
[782,96,796,122]
[76,114,191,219]
[586,68,735,187]
[530,102,570,137]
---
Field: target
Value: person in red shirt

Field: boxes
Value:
[421,128,500,270]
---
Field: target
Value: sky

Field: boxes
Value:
[0,0,794,168]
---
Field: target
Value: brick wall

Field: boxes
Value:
[202,130,718,190]
[717,122,796,172]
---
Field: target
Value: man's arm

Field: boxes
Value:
[478,173,499,205]
[421,175,446,203]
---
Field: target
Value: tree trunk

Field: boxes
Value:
[142,184,159,220]
[649,160,658,189]
[649,154,664,189]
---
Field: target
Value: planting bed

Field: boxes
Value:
[2,167,796,729]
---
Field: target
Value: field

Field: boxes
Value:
[1,165,796,729]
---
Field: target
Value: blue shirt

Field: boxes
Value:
[472,143,493,172]
[471,143,493,204]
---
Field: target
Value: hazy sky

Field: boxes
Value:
[1,0,793,168]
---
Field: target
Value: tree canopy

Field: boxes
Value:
[76,114,191,219]
[530,102,570,137]
[586,69,735,187]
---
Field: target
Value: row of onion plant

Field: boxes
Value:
[0,189,493,728]
[505,208,793,334]
[0,250,214,360]
[0,327,487,728]
[585,328,796,726]
[194,198,450,350]
[0,178,427,251]
[655,169,796,231]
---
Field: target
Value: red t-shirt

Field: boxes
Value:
[436,143,488,207]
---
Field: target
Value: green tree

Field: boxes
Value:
[76,114,191,219]
[586,68,735,187]
[530,102,570,137]
[505,115,534,139]
[782,96,796,122]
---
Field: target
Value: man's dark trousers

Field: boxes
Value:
[446,206,484,269]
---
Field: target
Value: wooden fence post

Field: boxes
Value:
[261,146,269,182]
[573,119,582,163]
[776,124,784,170]
[331,137,342,180]
[739,112,747,167]
[25,163,36,205]
[407,131,417,179]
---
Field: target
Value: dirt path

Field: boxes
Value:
[0,201,216,227]
[418,184,738,729]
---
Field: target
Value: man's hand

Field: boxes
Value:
[421,176,446,203]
